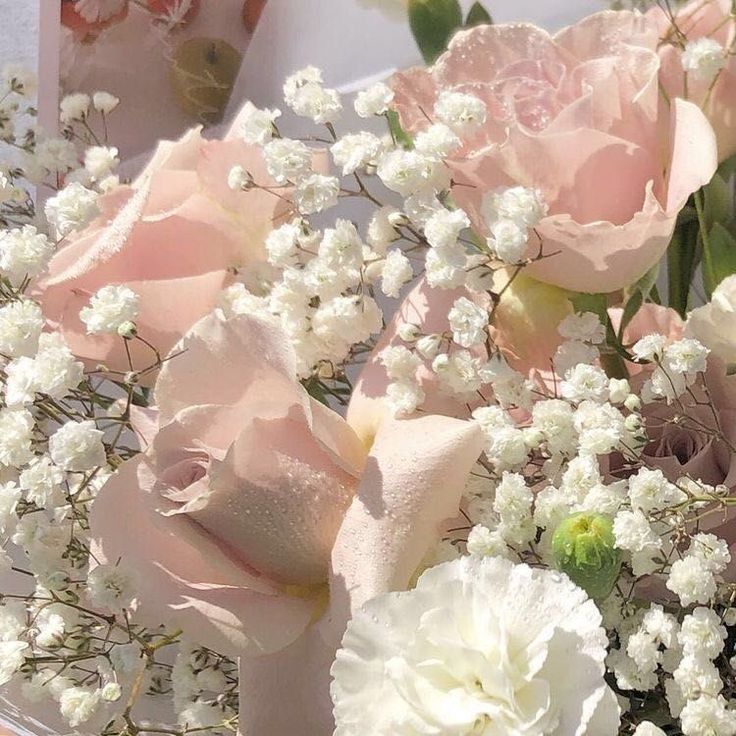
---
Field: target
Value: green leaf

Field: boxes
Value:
[704,173,733,226]
[570,292,608,323]
[618,290,644,339]
[703,221,736,296]
[386,109,414,149]
[667,206,700,317]
[409,0,463,64]
[465,2,492,26]
[618,263,659,337]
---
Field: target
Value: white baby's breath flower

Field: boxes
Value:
[49,420,106,472]
[377,149,448,197]
[294,174,340,214]
[678,607,726,660]
[83,146,119,180]
[448,296,488,348]
[0,226,54,285]
[667,556,717,607]
[331,132,382,175]
[558,312,606,344]
[482,186,548,231]
[686,533,731,574]
[424,207,469,249]
[59,685,100,727]
[0,409,34,468]
[236,101,281,145]
[59,92,90,123]
[466,524,509,558]
[289,82,342,124]
[353,82,394,118]
[385,380,424,417]
[262,138,312,183]
[632,334,667,362]
[434,90,487,134]
[0,641,28,686]
[380,250,413,298]
[45,183,100,239]
[92,91,119,114]
[414,123,461,159]
[331,556,619,735]
[680,695,736,736]
[561,364,610,404]
[487,218,528,263]
[88,564,138,611]
[0,299,44,358]
[682,38,726,82]
[79,285,140,335]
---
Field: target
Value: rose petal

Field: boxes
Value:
[90,457,315,655]
[155,313,300,423]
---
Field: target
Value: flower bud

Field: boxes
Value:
[398,322,421,342]
[117,320,136,338]
[551,512,622,600]
[624,394,641,412]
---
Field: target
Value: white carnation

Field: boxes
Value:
[331,556,619,735]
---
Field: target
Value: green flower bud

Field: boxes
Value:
[551,512,622,600]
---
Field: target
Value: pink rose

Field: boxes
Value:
[38,106,295,384]
[391,11,718,292]
[90,312,483,732]
[649,0,736,163]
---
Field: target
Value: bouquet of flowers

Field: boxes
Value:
[2,0,736,733]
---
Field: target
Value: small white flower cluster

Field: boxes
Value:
[632,333,709,402]
[481,185,548,264]
[172,643,239,734]
[682,38,726,82]
[79,284,140,336]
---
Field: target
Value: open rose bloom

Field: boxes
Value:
[38,108,293,383]
[6,2,736,735]
[392,11,717,292]
[91,311,483,731]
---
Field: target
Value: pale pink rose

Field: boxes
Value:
[37,106,297,384]
[649,0,736,162]
[391,11,718,292]
[90,312,483,732]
